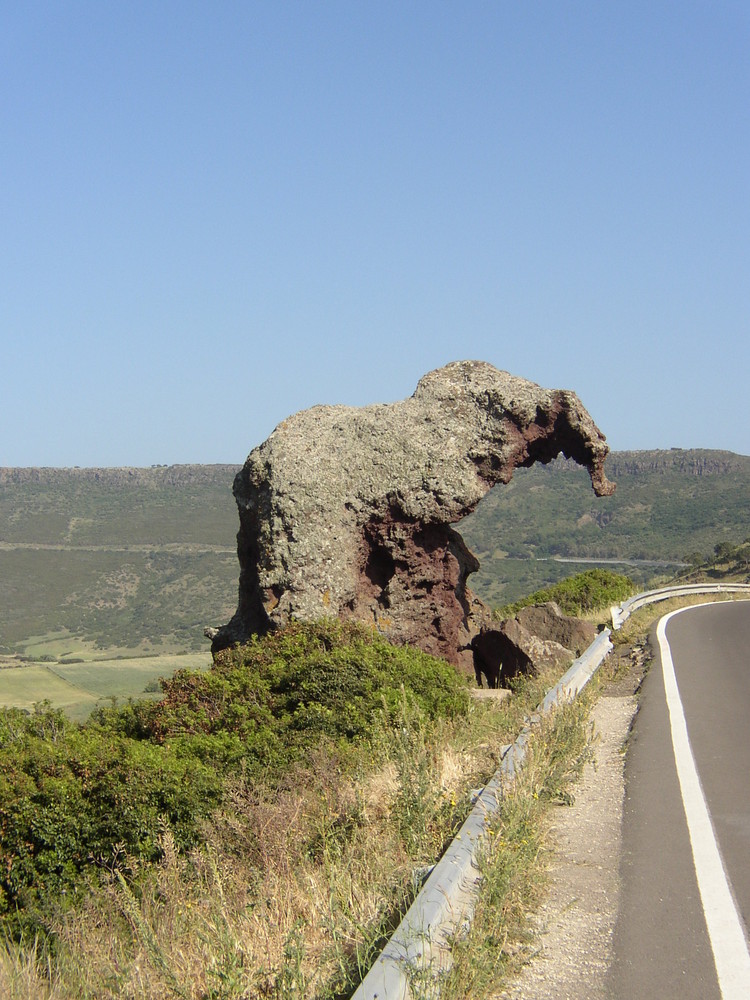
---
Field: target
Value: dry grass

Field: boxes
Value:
[1,685,549,1000]
[439,697,596,1000]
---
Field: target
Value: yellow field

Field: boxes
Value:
[19,630,188,661]
[0,652,211,721]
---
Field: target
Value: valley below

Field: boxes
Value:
[1,449,748,717]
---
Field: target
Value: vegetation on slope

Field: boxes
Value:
[495,569,635,619]
[0,465,239,654]
[0,466,239,548]
[0,621,468,939]
[675,538,750,583]
[0,621,599,1000]
[0,616,591,999]
[460,448,750,604]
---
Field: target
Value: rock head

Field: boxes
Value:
[211,361,615,668]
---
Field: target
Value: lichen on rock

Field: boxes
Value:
[211,361,615,671]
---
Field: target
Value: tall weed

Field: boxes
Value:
[442,698,594,999]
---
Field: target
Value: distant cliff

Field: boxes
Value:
[531,449,748,479]
[0,465,239,488]
[605,449,747,478]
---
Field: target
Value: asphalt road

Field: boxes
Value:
[607,600,750,999]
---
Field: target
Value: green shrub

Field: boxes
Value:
[134,619,468,756]
[0,620,469,939]
[496,569,634,618]
[0,704,223,937]
[264,621,469,735]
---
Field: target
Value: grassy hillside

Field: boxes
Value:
[0,465,238,546]
[459,448,750,606]
[0,465,239,656]
[2,450,748,662]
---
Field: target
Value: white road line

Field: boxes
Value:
[658,606,750,999]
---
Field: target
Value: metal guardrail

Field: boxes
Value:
[611,583,750,630]
[351,629,614,1000]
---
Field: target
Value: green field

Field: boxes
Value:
[0,664,98,718]
[0,651,211,721]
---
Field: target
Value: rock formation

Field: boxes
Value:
[469,603,598,688]
[211,361,615,668]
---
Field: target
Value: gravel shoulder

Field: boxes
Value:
[496,692,638,1000]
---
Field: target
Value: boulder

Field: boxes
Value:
[211,361,614,665]
[469,603,597,688]
[514,602,597,657]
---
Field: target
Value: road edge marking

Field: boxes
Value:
[658,604,750,999]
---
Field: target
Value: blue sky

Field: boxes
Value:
[2,1,748,467]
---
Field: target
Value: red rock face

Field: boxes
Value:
[343,510,479,664]
[210,362,615,666]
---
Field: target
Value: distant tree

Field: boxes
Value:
[714,542,736,561]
